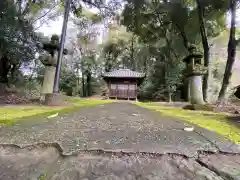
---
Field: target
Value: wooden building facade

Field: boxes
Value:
[102,69,145,100]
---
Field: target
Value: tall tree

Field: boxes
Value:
[218,0,237,103]
[69,8,102,97]
[0,0,38,92]
[196,0,210,102]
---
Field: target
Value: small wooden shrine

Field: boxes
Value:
[102,69,145,100]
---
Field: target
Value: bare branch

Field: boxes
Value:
[32,3,59,24]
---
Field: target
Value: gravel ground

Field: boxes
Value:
[0,102,240,180]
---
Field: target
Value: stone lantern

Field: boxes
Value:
[39,35,68,101]
[183,45,207,105]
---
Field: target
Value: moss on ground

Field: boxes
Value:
[136,102,240,144]
[0,98,114,126]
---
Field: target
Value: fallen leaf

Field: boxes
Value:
[93,141,98,145]
[47,113,59,119]
[184,127,194,132]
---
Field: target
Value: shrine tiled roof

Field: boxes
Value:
[102,69,145,78]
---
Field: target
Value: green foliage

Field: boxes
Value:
[0,0,232,103]
[69,0,121,22]
[101,22,132,71]
[119,0,229,102]
[66,10,103,97]
[101,19,156,72]
[0,0,52,90]
[122,0,226,48]
[138,55,184,101]
[59,67,77,96]
[0,0,37,63]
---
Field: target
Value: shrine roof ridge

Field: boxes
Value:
[102,69,145,78]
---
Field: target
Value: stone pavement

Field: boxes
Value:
[0,102,240,180]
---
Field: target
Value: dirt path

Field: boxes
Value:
[0,102,240,179]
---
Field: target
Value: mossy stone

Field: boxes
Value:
[44,93,63,106]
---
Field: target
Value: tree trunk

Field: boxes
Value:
[196,0,210,102]
[76,63,80,96]
[162,0,189,50]
[131,35,136,70]
[105,53,112,72]
[80,58,86,97]
[143,58,147,72]
[143,45,148,72]
[86,70,91,97]
[202,46,210,102]
[174,22,189,50]
[82,72,85,97]
[0,55,11,93]
[218,0,237,103]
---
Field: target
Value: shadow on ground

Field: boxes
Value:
[225,115,240,129]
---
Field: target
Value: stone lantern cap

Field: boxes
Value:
[42,34,68,55]
[43,43,68,55]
